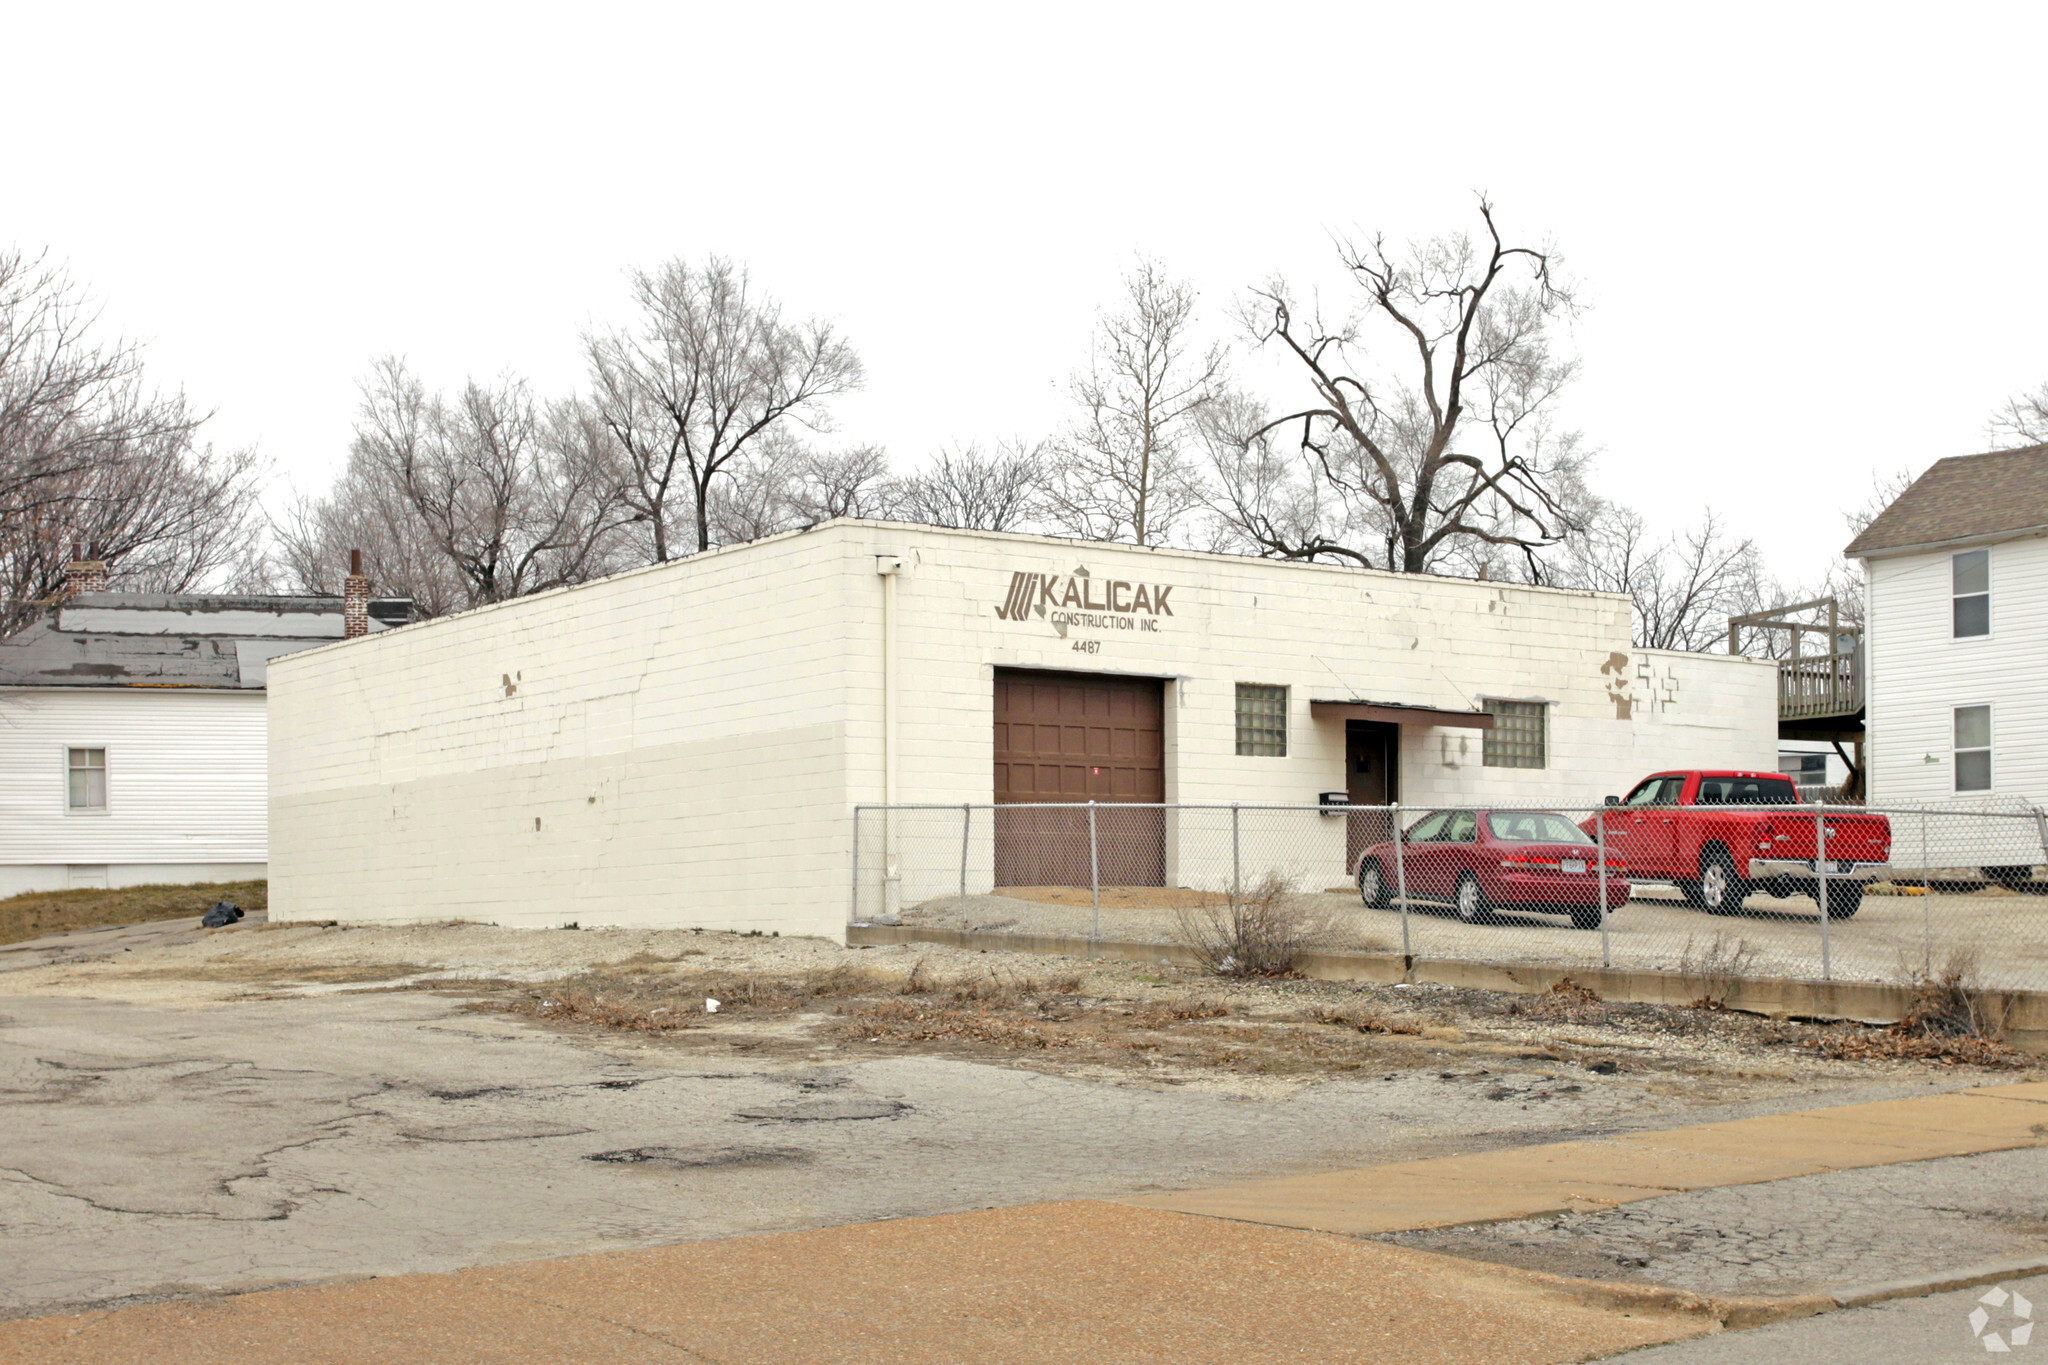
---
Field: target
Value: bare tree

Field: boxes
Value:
[785,444,899,523]
[586,256,863,560]
[0,249,263,635]
[274,359,636,615]
[1238,201,1587,574]
[1197,390,1356,559]
[896,441,1042,532]
[1045,258,1223,546]
[1989,381,2048,447]
[1545,504,1772,652]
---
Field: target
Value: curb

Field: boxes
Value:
[1539,1255,2048,1337]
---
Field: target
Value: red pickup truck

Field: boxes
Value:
[1582,771,1892,919]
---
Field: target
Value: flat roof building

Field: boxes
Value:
[267,520,1777,940]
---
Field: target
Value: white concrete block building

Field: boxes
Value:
[267,521,1777,940]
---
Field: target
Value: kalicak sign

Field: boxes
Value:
[993,567,1174,636]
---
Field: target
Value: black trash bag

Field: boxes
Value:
[200,901,244,928]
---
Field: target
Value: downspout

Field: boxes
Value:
[876,555,903,916]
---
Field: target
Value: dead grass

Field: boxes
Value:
[1678,933,1762,1009]
[459,946,2043,1081]
[1814,954,2029,1067]
[0,880,267,948]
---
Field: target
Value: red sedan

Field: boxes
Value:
[1353,809,1630,929]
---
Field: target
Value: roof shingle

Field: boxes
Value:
[1846,445,2048,558]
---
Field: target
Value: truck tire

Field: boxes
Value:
[1819,883,1864,920]
[1358,858,1391,909]
[1695,848,1750,915]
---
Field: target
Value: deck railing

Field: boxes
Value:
[1779,644,1863,720]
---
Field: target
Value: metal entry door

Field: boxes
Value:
[1345,720,1399,866]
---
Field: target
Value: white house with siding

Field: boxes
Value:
[267,520,1777,942]
[0,561,409,897]
[1850,444,2048,813]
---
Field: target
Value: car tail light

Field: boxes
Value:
[1604,858,1626,872]
[1499,855,1558,869]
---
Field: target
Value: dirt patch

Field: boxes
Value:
[0,881,266,948]
[464,954,2039,1083]
[122,960,440,987]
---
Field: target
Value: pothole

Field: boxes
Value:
[400,1121,590,1142]
[734,1098,911,1123]
[585,1145,813,1169]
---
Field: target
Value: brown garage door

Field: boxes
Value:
[993,668,1164,887]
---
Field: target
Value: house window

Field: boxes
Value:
[1234,684,1288,757]
[1955,706,1992,792]
[1482,700,1546,769]
[1953,550,1990,638]
[67,748,107,810]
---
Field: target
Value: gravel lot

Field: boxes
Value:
[901,881,2048,990]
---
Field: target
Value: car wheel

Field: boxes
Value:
[1569,904,1603,931]
[1358,859,1390,909]
[1454,872,1492,925]
[1698,849,1750,915]
[1820,883,1864,920]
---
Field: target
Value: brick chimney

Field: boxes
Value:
[64,542,110,597]
[343,549,371,639]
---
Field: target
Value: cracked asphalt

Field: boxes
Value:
[0,916,2022,1324]
[1390,1146,2048,1299]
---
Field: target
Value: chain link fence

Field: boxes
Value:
[851,800,2048,992]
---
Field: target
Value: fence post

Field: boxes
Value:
[1392,802,1411,962]
[1815,808,1833,981]
[1230,803,1242,913]
[1595,807,1611,969]
[1922,809,1933,979]
[1088,800,1101,941]
[960,803,971,921]
[849,806,863,926]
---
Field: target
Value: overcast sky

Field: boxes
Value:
[9,3,2044,584]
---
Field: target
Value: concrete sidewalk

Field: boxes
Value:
[1125,1081,2048,1235]
[0,1202,1716,1365]
[8,1083,2047,1365]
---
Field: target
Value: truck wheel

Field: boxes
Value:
[1454,873,1493,925]
[1819,884,1864,920]
[1697,849,1750,915]
[1358,859,1391,909]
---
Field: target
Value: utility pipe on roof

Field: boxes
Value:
[877,555,903,916]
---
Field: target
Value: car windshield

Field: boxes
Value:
[1696,776,1800,805]
[1485,813,1589,844]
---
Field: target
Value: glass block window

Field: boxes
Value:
[67,748,107,810]
[1953,550,1990,638]
[1955,705,1992,792]
[1234,684,1288,757]
[1482,700,1546,769]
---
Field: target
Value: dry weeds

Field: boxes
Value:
[1177,872,1331,977]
